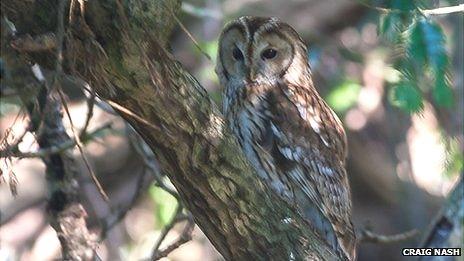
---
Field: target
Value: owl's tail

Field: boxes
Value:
[303,204,357,260]
[334,220,357,260]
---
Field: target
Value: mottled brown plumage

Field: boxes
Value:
[216,16,356,260]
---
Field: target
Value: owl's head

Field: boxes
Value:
[216,16,309,86]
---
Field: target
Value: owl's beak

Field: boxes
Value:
[248,68,257,82]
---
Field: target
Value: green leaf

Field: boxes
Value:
[407,20,427,66]
[432,73,453,107]
[443,137,464,178]
[326,80,361,113]
[379,12,403,42]
[390,81,423,112]
[407,19,448,72]
[395,58,417,82]
[422,20,448,73]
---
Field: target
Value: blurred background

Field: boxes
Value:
[1,0,462,260]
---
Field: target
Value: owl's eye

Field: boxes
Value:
[261,48,277,60]
[232,47,244,61]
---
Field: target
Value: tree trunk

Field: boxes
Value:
[420,175,463,260]
[2,0,340,260]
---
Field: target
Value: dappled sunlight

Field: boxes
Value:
[345,108,367,131]
[407,104,457,196]
[359,57,385,115]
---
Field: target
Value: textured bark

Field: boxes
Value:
[1,0,342,260]
[1,48,97,261]
[1,8,98,259]
[420,175,463,260]
[33,90,97,260]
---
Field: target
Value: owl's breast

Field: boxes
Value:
[226,95,293,199]
[230,102,268,173]
[228,92,269,148]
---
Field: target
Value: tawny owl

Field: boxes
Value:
[216,16,356,260]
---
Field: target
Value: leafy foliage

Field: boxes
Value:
[389,80,423,112]
[443,137,464,178]
[327,80,361,113]
[433,73,454,107]
[380,12,404,42]
[377,1,454,112]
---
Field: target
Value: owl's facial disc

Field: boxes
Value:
[218,28,249,81]
[250,32,293,83]
[218,26,294,85]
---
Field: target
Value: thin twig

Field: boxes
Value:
[0,107,26,148]
[52,1,109,201]
[100,165,150,239]
[171,12,212,61]
[46,72,162,135]
[358,1,401,14]
[359,2,464,16]
[359,228,419,244]
[1,127,29,154]
[57,88,109,201]
[127,125,179,199]
[0,122,112,158]
[54,0,65,76]
[150,205,191,260]
[422,4,464,16]
[21,2,99,258]
[80,89,95,138]
[106,100,163,132]
[0,109,28,160]
[152,215,195,260]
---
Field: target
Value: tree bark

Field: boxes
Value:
[420,175,463,260]
[2,0,340,260]
[1,9,98,260]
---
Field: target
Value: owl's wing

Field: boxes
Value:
[264,82,356,260]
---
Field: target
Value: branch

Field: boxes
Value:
[100,163,150,238]
[80,90,96,138]
[420,175,463,250]
[0,112,27,195]
[359,228,418,244]
[422,4,464,16]
[18,66,98,259]
[56,87,109,201]
[152,212,195,260]
[150,204,184,259]
[359,2,464,16]
[127,124,179,199]
[172,11,212,61]
[1,11,99,258]
[0,122,112,158]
